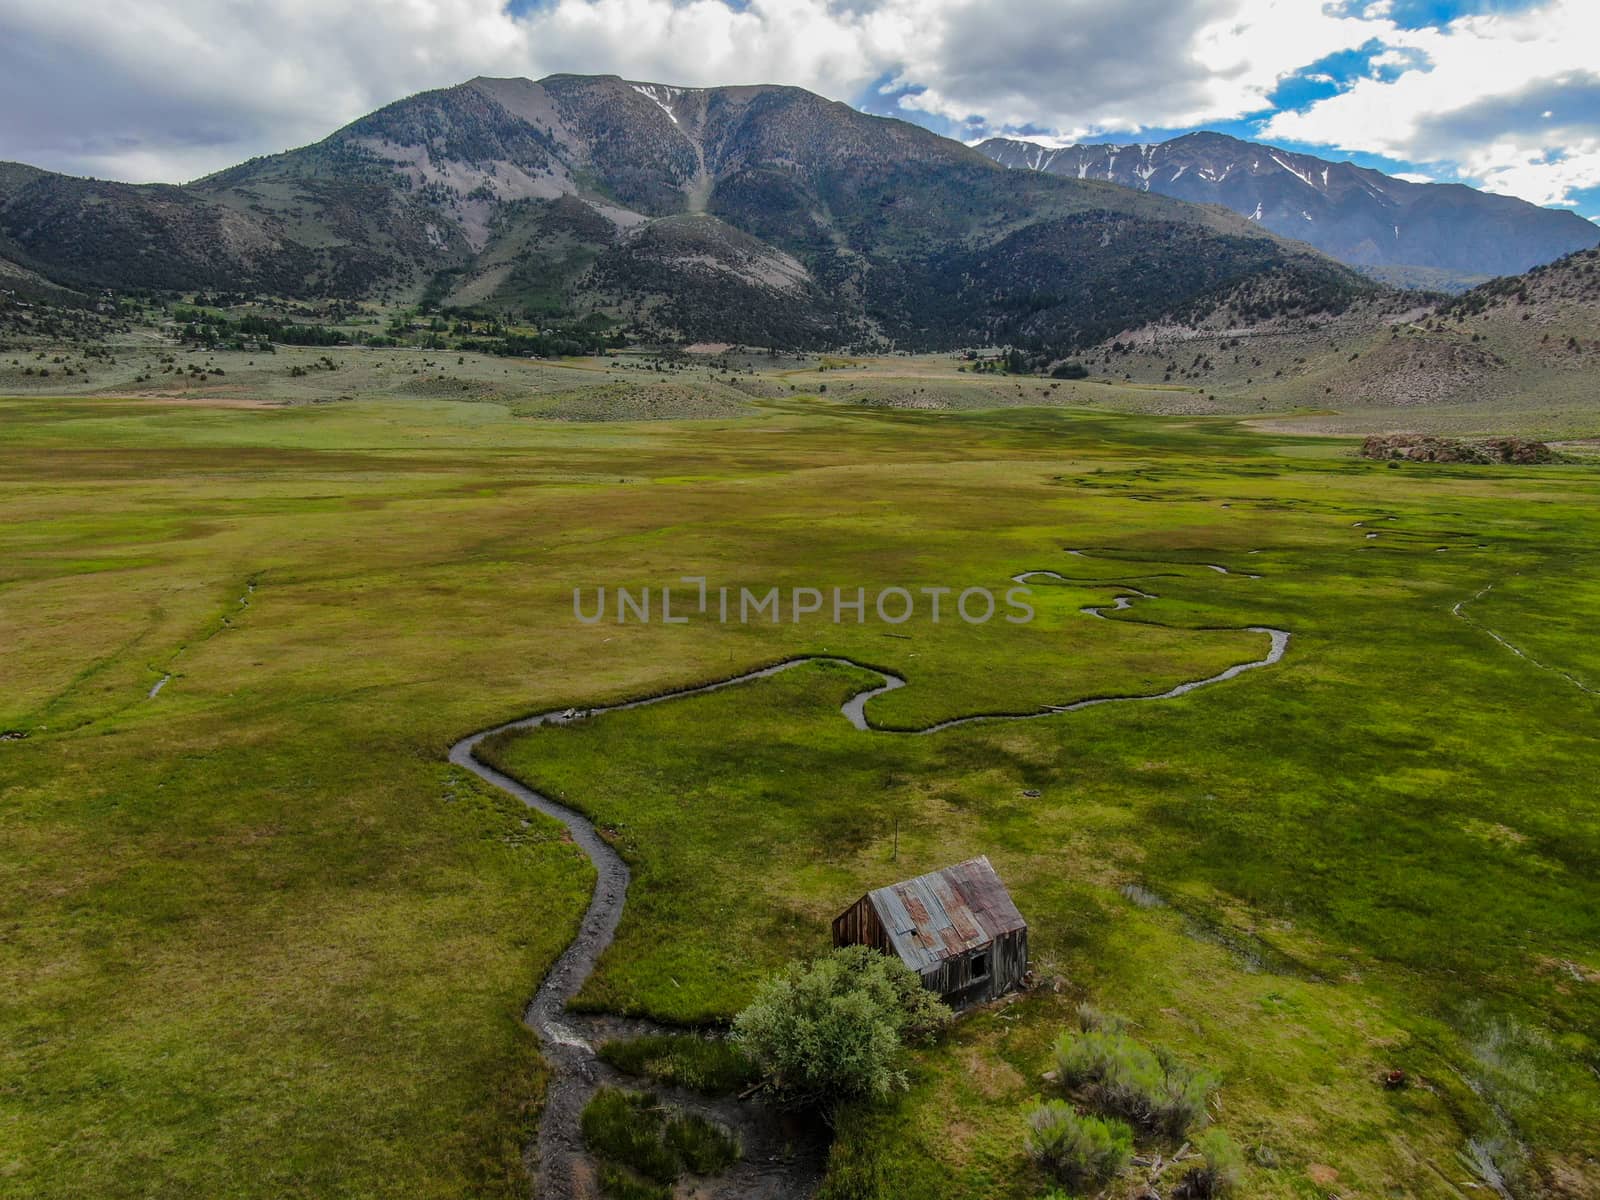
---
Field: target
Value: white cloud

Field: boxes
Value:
[891,0,1389,139]
[1470,141,1600,208]
[0,0,1398,181]
[1262,1,1600,205]
[0,0,909,181]
[0,0,1595,211]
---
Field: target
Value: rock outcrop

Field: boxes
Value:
[1360,434,1558,464]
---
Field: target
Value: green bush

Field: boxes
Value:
[1054,1028,1217,1136]
[1055,1028,1136,1086]
[598,1034,756,1096]
[1024,1100,1133,1189]
[1173,1130,1244,1199]
[732,946,951,1112]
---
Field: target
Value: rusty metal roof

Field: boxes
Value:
[864,856,1025,974]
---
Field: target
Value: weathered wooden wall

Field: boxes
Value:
[835,899,1028,1009]
[920,927,1029,1009]
[831,895,888,953]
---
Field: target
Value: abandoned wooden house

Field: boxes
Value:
[832,855,1028,1008]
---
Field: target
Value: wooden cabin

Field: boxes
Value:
[832,856,1028,1009]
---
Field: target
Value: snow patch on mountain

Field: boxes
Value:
[1271,153,1320,190]
[631,83,685,125]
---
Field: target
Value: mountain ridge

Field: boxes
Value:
[978,131,1599,287]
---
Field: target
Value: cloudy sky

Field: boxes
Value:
[1,0,1596,219]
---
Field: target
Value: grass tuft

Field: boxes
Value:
[663,1111,741,1175]
[581,1089,681,1183]
[597,1163,671,1200]
[580,1087,740,1184]
[598,1034,757,1096]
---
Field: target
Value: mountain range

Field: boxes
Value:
[4,76,1588,354]
[977,132,1599,290]
[0,75,1389,354]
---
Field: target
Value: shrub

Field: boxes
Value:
[1053,1029,1217,1137]
[1142,1044,1217,1137]
[732,946,950,1112]
[1173,1130,1244,1199]
[1074,1001,1126,1033]
[1024,1100,1133,1189]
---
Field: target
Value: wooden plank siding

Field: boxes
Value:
[831,894,889,955]
[832,856,1028,1009]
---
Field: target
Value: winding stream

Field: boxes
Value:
[447,552,1290,1199]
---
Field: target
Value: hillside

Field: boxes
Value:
[1065,245,1600,436]
[0,251,83,307]
[0,75,1380,353]
[979,132,1599,287]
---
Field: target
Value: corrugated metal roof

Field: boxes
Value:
[863,856,1025,975]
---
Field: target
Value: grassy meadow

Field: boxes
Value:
[1,377,1597,1199]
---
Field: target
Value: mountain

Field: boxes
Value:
[0,76,1382,352]
[978,132,1600,287]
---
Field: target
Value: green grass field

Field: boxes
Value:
[2,383,1596,1199]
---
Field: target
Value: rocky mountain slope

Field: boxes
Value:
[978,132,1599,287]
[0,76,1379,352]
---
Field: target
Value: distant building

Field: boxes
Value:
[832,856,1028,1009]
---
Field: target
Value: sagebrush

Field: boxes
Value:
[1024,1100,1134,1188]
[1055,1027,1217,1136]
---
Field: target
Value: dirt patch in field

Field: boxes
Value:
[960,1048,1025,1099]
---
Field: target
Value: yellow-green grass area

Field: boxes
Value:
[2,390,1598,1200]
[476,441,1600,1196]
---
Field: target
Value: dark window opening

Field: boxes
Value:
[971,953,990,981]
